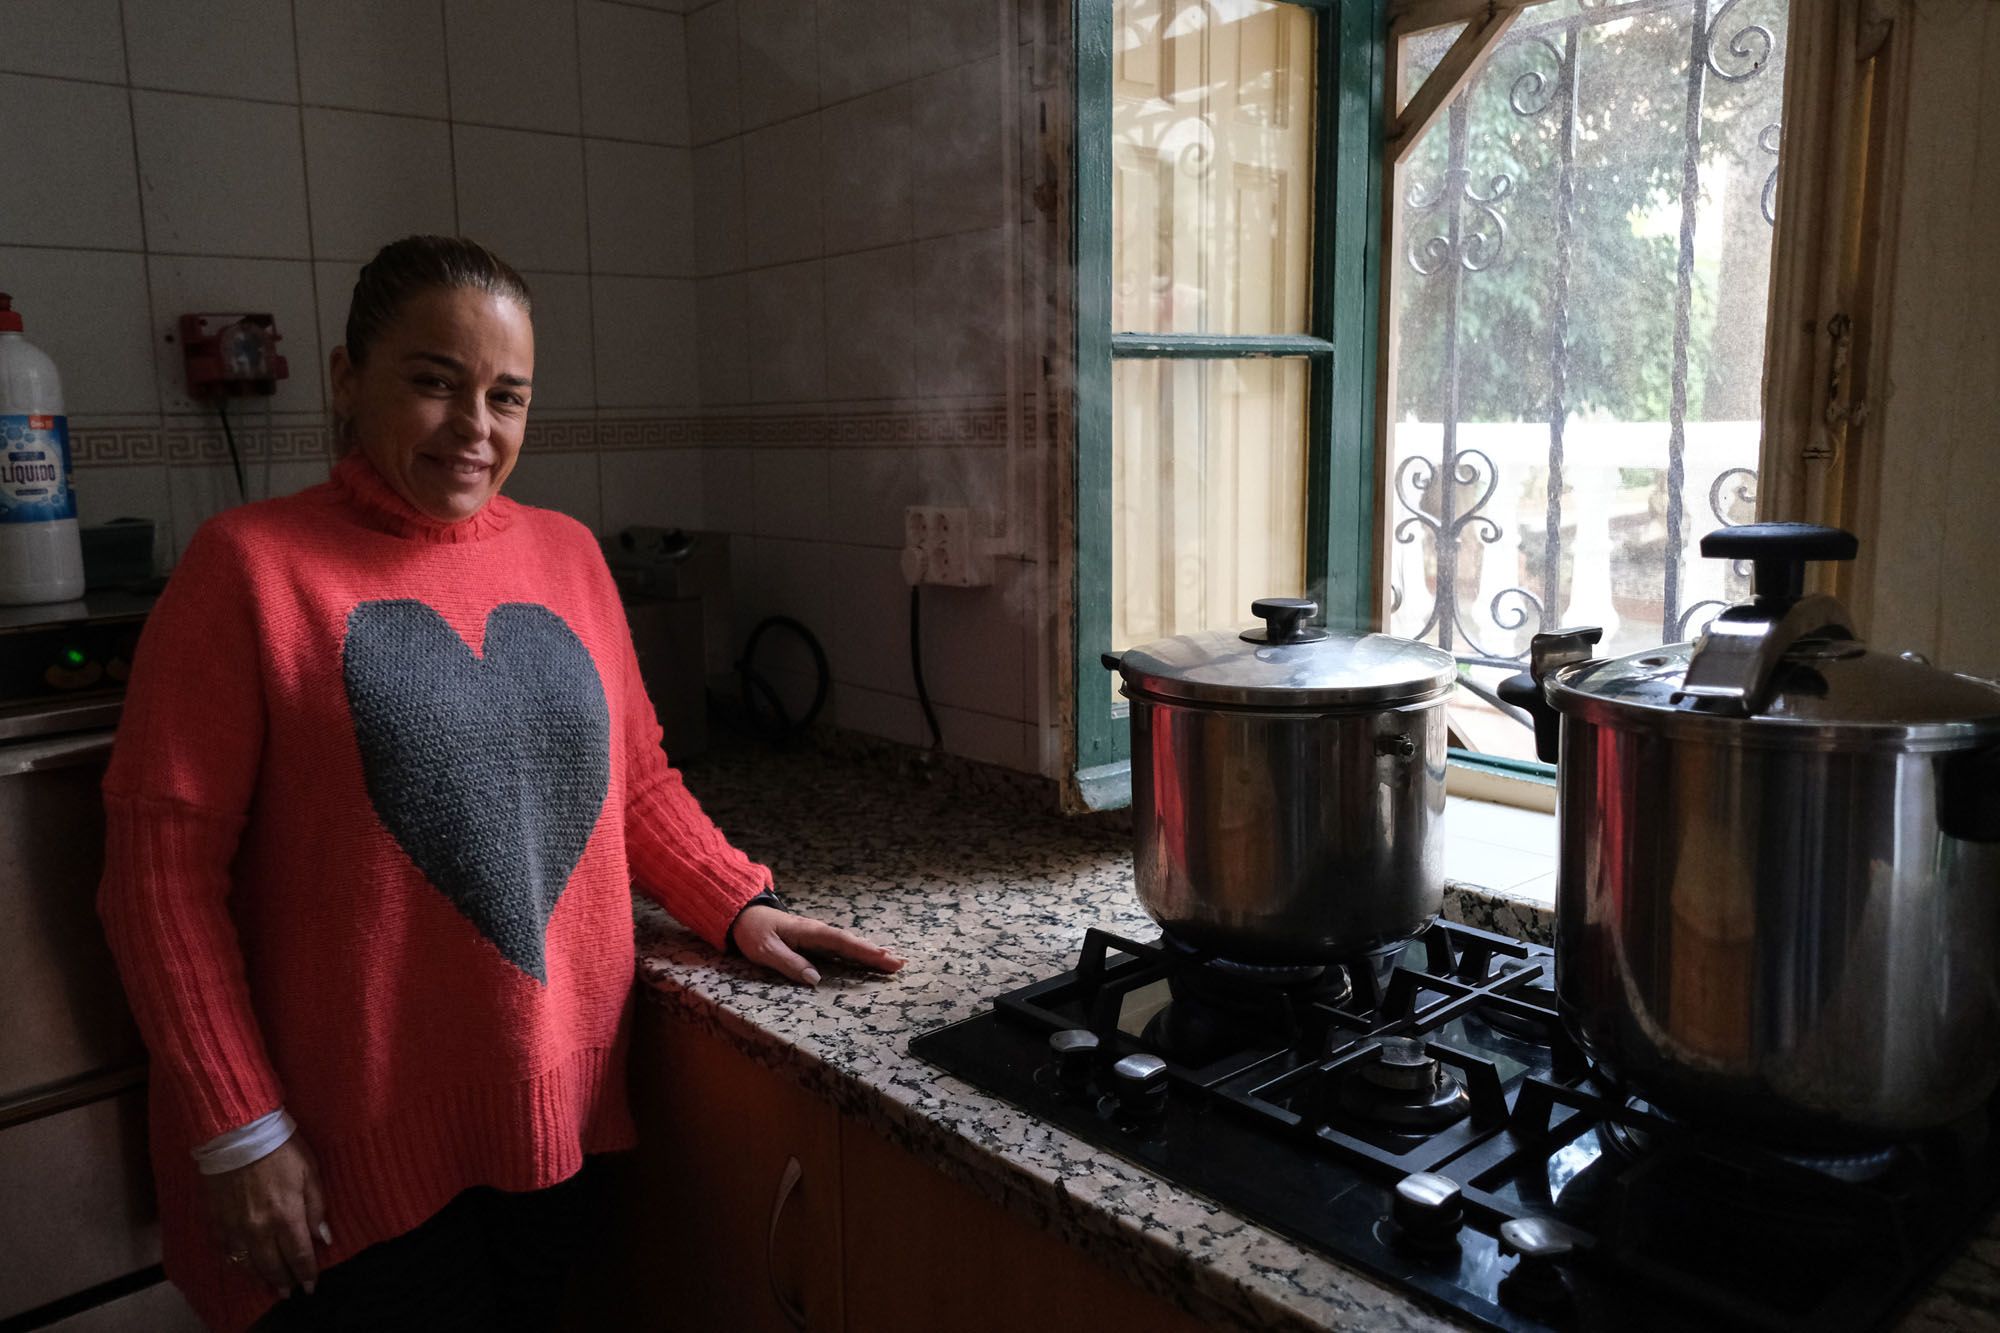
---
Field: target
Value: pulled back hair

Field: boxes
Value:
[333,235,532,450]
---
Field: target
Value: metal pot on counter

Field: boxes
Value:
[1503,523,2000,1147]
[1102,598,1456,965]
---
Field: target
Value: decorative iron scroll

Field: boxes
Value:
[1706,0,1776,81]
[1674,465,1760,639]
[1391,0,1781,719]
[1759,122,1782,224]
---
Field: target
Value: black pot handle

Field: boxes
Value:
[1242,597,1329,645]
[1700,523,1857,602]
[1101,651,1124,673]
[1499,627,1605,765]
[1942,747,2000,843]
[1497,672,1559,765]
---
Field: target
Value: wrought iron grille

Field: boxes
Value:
[1386,0,1785,734]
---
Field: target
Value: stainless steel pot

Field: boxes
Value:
[1103,598,1456,964]
[1505,525,2000,1146]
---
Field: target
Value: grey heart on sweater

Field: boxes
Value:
[342,600,611,983]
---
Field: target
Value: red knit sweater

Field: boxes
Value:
[97,451,770,1332]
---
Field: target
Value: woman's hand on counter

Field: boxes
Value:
[730,905,906,987]
[200,1134,329,1298]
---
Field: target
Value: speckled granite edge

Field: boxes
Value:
[1443,878,1554,944]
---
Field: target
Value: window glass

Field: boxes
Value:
[1112,0,1318,335]
[1385,0,1786,758]
[1112,356,1310,661]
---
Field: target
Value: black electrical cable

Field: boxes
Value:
[909,584,943,751]
[735,615,829,741]
[216,398,247,502]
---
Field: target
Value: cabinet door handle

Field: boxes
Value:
[766,1154,807,1331]
[0,730,114,777]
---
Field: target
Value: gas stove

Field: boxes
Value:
[909,921,2000,1331]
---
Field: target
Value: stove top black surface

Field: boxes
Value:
[908,921,2000,1332]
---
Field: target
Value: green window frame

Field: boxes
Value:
[1072,0,1389,809]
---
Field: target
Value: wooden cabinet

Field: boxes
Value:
[839,1117,1208,1333]
[610,999,1209,1333]
[40,1278,206,1332]
[617,1003,844,1333]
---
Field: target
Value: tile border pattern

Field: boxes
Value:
[606,402,1025,448]
[70,403,1018,466]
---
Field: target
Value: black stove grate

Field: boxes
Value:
[910,919,2000,1332]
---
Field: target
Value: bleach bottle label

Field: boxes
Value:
[0,414,76,523]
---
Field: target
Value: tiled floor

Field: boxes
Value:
[1442,796,1558,904]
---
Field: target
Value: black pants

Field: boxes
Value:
[251,1157,608,1333]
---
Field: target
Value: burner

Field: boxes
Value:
[1479,971,1558,1043]
[1159,933,1345,990]
[1598,1098,1910,1187]
[1140,944,1353,1067]
[1598,1099,1657,1162]
[1772,1142,1906,1186]
[1215,958,1353,1010]
[1335,1037,1472,1132]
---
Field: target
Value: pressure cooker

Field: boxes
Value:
[1503,524,2000,1146]
[1103,598,1456,964]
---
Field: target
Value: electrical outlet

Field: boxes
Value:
[901,507,933,585]
[901,505,993,587]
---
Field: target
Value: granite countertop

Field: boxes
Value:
[631,740,2000,1332]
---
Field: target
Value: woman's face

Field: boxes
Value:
[329,286,535,523]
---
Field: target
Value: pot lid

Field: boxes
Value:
[1544,526,2000,746]
[1109,597,1456,709]
[1553,640,2000,744]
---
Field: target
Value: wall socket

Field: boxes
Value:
[902,506,993,587]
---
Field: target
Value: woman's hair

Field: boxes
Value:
[333,235,533,450]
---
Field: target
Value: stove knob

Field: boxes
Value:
[1499,1216,1579,1310]
[1390,1172,1463,1253]
[1110,1053,1169,1120]
[1048,1029,1100,1091]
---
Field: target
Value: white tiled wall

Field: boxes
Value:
[677,0,1053,773]
[1,0,1059,775]
[579,1,691,142]
[293,0,450,117]
[0,0,704,563]
[123,1,300,103]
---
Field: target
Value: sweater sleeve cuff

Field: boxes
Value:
[193,1108,297,1175]
[725,889,787,954]
[624,770,774,951]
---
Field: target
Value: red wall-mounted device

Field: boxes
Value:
[179,312,289,399]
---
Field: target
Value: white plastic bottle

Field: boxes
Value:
[0,293,85,604]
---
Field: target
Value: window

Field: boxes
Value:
[1074,0,1383,807]
[1071,0,1791,802]
[1385,0,1786,762]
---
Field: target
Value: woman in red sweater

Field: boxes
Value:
[97,235,903,1332]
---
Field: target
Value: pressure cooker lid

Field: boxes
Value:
[1557,640,2000,742]
[1109,597,1457,709]
[1546,525,2000,743]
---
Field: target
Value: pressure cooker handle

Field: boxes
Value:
[1496,672,1558,765]
[1942,746,2000,843]
[1497,627,1604,765]
[1700,523,1858,602]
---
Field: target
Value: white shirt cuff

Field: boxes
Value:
[191,1107,297,1175]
